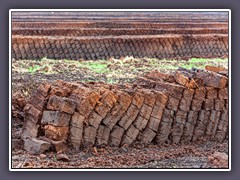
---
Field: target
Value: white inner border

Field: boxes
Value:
[9,9,231,172]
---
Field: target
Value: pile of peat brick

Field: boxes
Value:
[21,66,228,154]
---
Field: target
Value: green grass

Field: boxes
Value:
[25,58,227,74]
[85,62,108,72]
[17,57,227,83]
[28,65,41,73]
[189,58,226,63]
[13,57,228,94]
[78,61,110,73]
[156,58,227,70]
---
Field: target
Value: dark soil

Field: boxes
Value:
[11,115,228,169]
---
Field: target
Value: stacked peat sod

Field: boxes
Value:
[12,35,228,60]
[12,28,228,37]
[12,22,228,29]
[21,67,228,154]
[12,12,228,60]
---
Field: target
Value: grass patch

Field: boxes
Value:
[28,65,41,73]
[78,61,110,73]
[180,64,205,69]
[86,62,108,72]
[189,58,226,63]
[14,57,227,84]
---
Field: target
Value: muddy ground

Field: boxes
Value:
[11,57,229,169]
[12,57,228,97]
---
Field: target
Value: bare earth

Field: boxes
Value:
[12,119,228,169]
